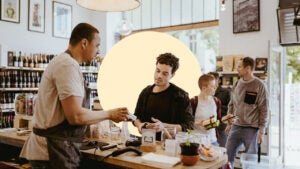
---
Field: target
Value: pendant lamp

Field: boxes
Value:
[77,0,140,12]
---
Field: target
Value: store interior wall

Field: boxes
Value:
[219,0,279,57]
[0,0,108,55]
[1,0,280,58]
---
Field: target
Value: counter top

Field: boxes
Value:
[0,130,227,169]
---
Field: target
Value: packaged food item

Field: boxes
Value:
[201,116,220,130]
[26,93,34,115]
[15,93,26,114]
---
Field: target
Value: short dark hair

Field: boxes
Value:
[240,57,255,70]
[208,72,220,79]
[69,23,99,46]
[156,53,179,74]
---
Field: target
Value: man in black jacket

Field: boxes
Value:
[208,72,231,147]
[133,53,194,140]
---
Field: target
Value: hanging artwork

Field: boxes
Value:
[53,1,72,38]
[233,0,260,33]
[0,0,20,23]
[28,0,45,33]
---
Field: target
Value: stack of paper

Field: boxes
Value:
[141,153,180,168]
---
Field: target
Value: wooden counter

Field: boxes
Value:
[0,130,227,169]
[0,129,27,148]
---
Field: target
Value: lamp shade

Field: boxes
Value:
[77,0,140,12]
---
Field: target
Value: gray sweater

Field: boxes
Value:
[228,77,268,134]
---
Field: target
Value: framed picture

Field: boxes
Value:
[233,0,260,33]
[255,58,267,71]
[0,0,20,23]
[52,1,72,38]
[28,0,45,33]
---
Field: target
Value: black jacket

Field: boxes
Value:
[134,83,194,132]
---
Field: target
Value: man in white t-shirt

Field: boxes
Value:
[20,23,129,169]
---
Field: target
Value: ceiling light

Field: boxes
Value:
[117,19,133,36]
[77,0,140,12]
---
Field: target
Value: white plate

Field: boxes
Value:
[199,147,220,161]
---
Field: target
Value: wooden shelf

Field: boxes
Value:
[0,88,38,91]
[81,69,99,73]
[0,66,44,71]
[218,71,266,75]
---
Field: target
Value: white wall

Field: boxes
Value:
[219,0,279,57]
[0,0,108,55]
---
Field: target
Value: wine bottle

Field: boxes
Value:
[18,71,23,88]
[23,54,28,67]
[27,72,31,88]
[18,51,23,67]
[28,54,33,68]
[10,71,15,88]
[23,72,27,88]
[0,92,5,110]
[0,71,4,88]
[13,52,18,67]
[6,71,11,88]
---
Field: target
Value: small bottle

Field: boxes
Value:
[27,72,32,88]
[10,71,15,88]
[6,71,11,88]
[18,71,23,88]
[13,52,18,67]
[0,71,5,88]
[34,55,39,68]
[23,72,27,88]
[0,92,5,110]
[28,54,34,68]
[43,55,47,68]
[18,51,23,67]
[23,55,28,67]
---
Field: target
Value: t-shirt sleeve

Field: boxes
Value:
[53,63,84,100]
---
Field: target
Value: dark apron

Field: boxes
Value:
[33,71,91,169]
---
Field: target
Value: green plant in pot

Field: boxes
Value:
[179,130,199,166]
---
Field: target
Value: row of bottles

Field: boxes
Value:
[80,56,102,72]
[0,91,37,115]
[0,70,42,88]
[83,73,97,84]
[8,51,56,69]
[0,92,15,110]
[0,111,14,129]
[90,90,98,109]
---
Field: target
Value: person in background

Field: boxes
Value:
[208,72,231,147]
[20,23,129,169]
[190,74,221,146]
[225,57,268,167]
[133,53,194,140]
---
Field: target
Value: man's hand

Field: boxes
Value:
[146,117,164,132]
[257,133,264,144]
[194,120,204,126]
[137,122,147,134]
[108,107,128,123]
[225,124,231,135]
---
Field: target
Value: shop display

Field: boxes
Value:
[0,51,102,129]
[217,56,268,88]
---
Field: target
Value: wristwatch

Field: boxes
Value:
[142,122,148,129]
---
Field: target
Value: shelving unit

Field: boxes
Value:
[218,71,267,88]
[0,63,101,129]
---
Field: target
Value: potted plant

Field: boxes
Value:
[179,130,199,166]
